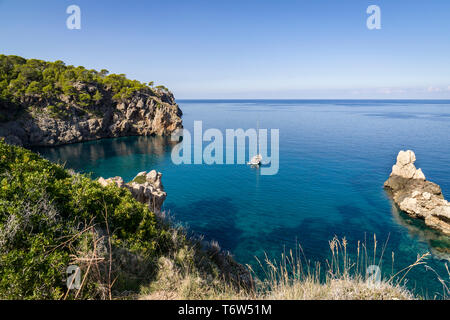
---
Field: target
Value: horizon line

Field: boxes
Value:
[175,98,450,101]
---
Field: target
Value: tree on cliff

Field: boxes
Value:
[0,54,163,117]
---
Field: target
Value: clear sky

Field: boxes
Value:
[1,0,450,99]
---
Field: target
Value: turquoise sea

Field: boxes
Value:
[35,100,450,297]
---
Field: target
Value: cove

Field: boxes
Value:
[34,99,450,296]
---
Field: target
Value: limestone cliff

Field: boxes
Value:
[98,170,167,213]
[0,86,182,147]
[384,150,450,235]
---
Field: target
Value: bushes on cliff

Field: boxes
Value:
[0,54,167,118]
[0,140,172,299]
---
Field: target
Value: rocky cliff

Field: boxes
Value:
[97,169,253,288]
[0,86,182,147]
[98,170,167,213]
[384,150,450,235]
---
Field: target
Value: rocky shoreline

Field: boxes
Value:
[0,86,182,147]
[384,150,450,236]
[98,170,167,213]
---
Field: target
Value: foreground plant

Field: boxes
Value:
[0,140,446,300]
[0,140,249,299]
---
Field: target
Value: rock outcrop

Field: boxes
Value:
[384,150,450,235]
[98,170,166,212]
[98,171,254,289]
[0,88,182,147]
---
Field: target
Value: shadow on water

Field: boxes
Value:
[234,202,449,295]
[246,204,402,262]
[165,197,244,253]
[250,217,333,262]
[32,135,177,174]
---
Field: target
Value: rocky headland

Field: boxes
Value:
[0,55,182,147]
[98,170,167,213]
[0,87,182,147]
[384,150,450,235]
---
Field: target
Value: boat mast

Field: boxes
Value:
[256,120,260,155]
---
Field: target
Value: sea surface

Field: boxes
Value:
[35,100,450,297]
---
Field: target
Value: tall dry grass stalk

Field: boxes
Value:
[141,234,442,300]
[423,262,449,299]
[245,235,433,300]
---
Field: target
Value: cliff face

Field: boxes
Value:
[98,170,167,213]
[0,85,182,147]
[384,150,450,236]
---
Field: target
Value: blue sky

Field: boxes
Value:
[1,0,450,99]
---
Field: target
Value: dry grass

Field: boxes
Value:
[264,277,413,300]
[138,235,440,300]
[424,262,450,299]
[139,256,245,300]
[60,206,447,300]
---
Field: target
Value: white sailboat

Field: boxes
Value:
[248,154,262,166]
[248,121,262,166]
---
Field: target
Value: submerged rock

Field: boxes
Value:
[98,170,166,212]
[384,150,450,236]
[390,205,450,260]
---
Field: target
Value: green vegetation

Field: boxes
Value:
[0,54,168,121]
[0,140,202,299]
[132,175,147,184]
[0,140,447,300]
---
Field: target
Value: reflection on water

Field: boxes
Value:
[32,135,178,177]
[391,203,450,260]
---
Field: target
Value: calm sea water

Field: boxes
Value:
[35,100,450,297]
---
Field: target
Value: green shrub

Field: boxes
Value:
[132,175,147,184]
[93,90,103,103]
[25,81,41,96]
[0,54,165,114]
[78,93,91,106]
[0,140,165,299]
